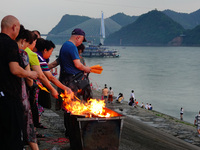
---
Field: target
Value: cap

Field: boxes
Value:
[71,28,87,42]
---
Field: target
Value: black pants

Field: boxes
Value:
[58,72,83,137]
[0,96,24,150]
[29,84,39,127]
[64,111,70,137]
[56,72,83,110]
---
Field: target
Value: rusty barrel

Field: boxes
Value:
[66,108,125,150]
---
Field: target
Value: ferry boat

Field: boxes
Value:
[82,11,120,58]
[82,45,119,57]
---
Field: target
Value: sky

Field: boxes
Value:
[0,0,200,34]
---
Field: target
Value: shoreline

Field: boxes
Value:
[35,89,200,149]
[93,89,193,125]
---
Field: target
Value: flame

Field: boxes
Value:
[60,90,111,118]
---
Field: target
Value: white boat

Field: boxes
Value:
[82,45,119,57]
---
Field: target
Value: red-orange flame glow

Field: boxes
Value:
[60,90,111,118]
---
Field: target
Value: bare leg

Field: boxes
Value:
[29,142,39,150]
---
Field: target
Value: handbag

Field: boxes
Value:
[76,75,90,90]
[38,86,51,109]
[71,72,90,90]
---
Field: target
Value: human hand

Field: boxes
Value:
[84,66,91,73]
[29,71,38,80]
[51,88,59,99]
[64,87,74,99]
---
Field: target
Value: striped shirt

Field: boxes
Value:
[36,52,50,72]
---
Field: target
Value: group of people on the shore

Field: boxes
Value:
[0,15,92,150]
[102,84,114,104]
[127,90,153,110]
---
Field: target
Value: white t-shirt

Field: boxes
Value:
[180,108,184,114]
[130,93,135,99]
[148,105,152,110]
[109,89,114,96]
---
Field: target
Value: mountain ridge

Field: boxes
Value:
[46,9,200,46]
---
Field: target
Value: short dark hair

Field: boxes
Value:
[30,32,38,44]
[48,40,55,49]
[36,38,55,52]
[35,38,46,52]
[16,25,34,44]
[33,30,41,37]
[77,44,85,52]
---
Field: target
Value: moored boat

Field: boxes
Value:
[82,45,119,57]
[82,11,120,58]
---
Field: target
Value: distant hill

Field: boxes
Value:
[163,9,200,29]
[104,10,185,46]
[109,13,137,26]
[46,9,200,46]
[182,25,200,46]
[49,14,91,34]
[47,14,123,44]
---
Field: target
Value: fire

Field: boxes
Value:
[60,90,111,118]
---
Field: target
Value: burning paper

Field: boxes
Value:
[60,90,111,118]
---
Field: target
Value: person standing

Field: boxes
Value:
[102,84,109,103]
[180,107,184,120]
[35,38,72,97]
[16,26,39,150]
[194,111,200,137]
[24,33,58,129]
[48,43,92,105]
[108,87,114,104]
[77,44,93,101]
[58,28,91,94]
[0,15,38,150]
[129,90,135,106]
[58,28,91,137]
[130,90,135,100]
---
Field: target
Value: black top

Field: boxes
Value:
[0,33,23,101]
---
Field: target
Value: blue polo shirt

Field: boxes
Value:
[59,41,82,75]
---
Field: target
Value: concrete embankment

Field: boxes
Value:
[34,90,200,150]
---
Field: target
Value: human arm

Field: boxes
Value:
[9,62,38,79]
[24,64,33,87]
[194,116,197,126]
[48,58,59,70]
[31,65,58,99]
[43,70,72,94]
[73,59,91,73]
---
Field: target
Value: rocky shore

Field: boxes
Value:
[33,90,200,150]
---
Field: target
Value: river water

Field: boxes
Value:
[51,45,200,123]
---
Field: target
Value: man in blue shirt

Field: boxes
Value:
[59,28,91,94]
[58,28,91,138]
